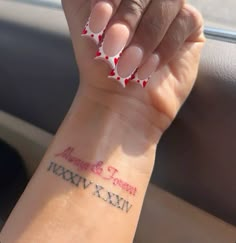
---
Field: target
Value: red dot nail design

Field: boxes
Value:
[108,68,132,88]
[142,81,148,88]
[96,51,102,57]
[82,28,88,35]
[108,68,149,88]
[98,35,103,42]
[81,19,105,45]
[110,69,115,76]
[114,58,119,65]
[130,71,150,88]
[95,42,123,70]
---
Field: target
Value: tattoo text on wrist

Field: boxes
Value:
[47,161,133,213]
[55,147,137,196]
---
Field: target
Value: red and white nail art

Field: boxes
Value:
[128,72,149,88]
[81,20,104,46]
[108,68,149,88]
[130,54,159,88]
[108,67,131,88]
[131,75,149,88]
[95,42,123,70]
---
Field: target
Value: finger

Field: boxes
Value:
[131,4,203,88]
[109,0,184,87]
[155,4,204,68]
[82,0,149,54]
[96,0,151,77]
[82,0,121,45]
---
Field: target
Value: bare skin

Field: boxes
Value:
[0,1,205,242]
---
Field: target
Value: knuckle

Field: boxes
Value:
[168,29,184,46]
[122,0,147,16]
[159,36,179,57]
[140,15,163,40]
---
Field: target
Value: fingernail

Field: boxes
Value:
[95,23,130,69]
[82,2,113,45]
[108,46,143,87]
[133,54,160,88]
[108,68,130,88]
[117,46,143,77]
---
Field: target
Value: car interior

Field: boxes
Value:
[0,0,236,242]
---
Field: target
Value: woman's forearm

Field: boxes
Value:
[0,0,205,240]
[0,94,159,243]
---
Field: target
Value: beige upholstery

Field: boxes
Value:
[153,40,236,225]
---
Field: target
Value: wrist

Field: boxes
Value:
[1,86,160,243]
[62,87,161,174]
[73,80,163,140]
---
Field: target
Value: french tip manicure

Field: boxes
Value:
[81,19,104,45]
[131,77,149,88]
[95,43,120,69]
[108,69,129,88]
[89,2,113,34]
[119,80,128,88]
[94,47,120,69]
[94,57,116,70]
[108,76,125,87]
[82,2,113,46]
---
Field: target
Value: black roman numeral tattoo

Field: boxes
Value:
[47,162,133,213]
[47,161,93,189]
[93,184,132,213]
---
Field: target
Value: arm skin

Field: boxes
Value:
[0,93,161,243]
[0,0,205,241]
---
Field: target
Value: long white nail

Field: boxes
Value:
[82,2,113,45]
[108,67,131,88]
[132,54,160,88]
[95,23,130,69]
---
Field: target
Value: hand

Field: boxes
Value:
[62,0,205,138]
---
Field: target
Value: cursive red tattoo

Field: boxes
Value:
[55,147,137,196]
